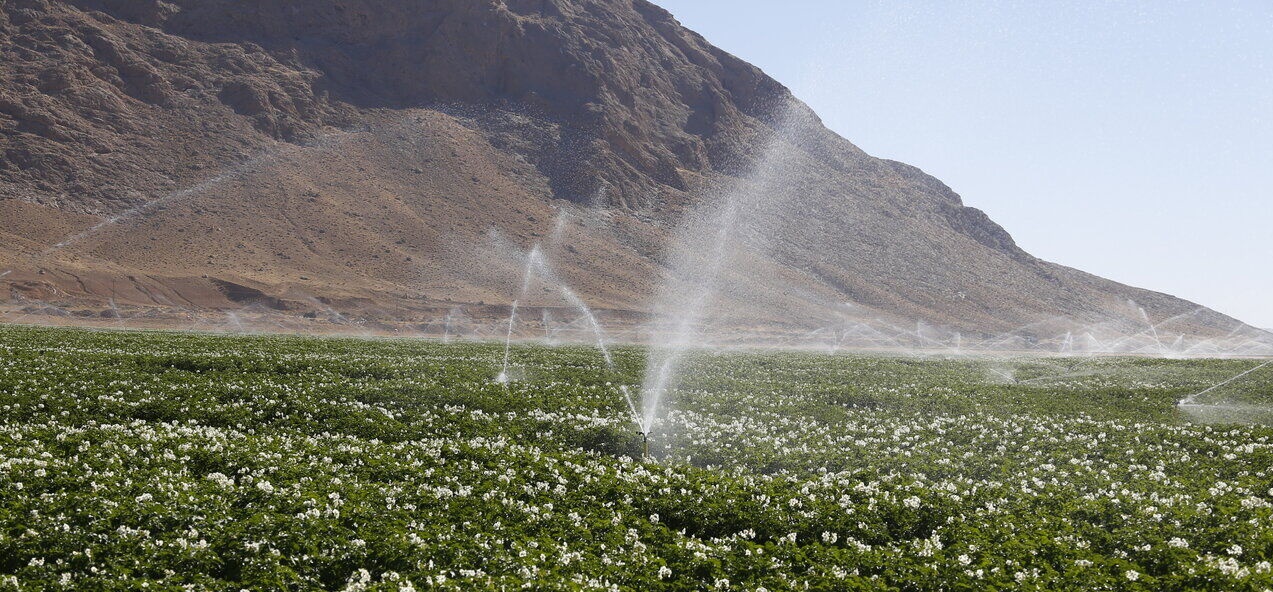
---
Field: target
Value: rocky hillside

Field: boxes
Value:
[0,0,1259,344]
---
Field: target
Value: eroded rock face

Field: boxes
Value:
[0,0,347,213]
[0,0,1240,335]
[66,0,817,208]
[6,0,852,209]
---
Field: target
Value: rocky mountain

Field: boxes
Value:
[0,0,1261,346]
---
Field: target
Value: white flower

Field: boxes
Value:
[1212,557,1243,576]
[257,480,275,494]
[1168,538,1189,548]
[1241,496,1270,509]
[1126,570,1140,581]
[1229,545,1243,556]
[957,554,971,566]
[903,496,921,509]
[342,568,371,592]
[658,566,672,580]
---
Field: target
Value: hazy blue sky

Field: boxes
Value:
[655,0,1272,328]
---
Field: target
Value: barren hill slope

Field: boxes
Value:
[0,0,1261,345]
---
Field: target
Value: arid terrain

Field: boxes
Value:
[1,0,1264,347]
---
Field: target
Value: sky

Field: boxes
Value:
[654,0,1273,328]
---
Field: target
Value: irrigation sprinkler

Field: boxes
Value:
[1178,359,1273,407]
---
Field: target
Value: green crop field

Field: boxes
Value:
[1,324,1272,590]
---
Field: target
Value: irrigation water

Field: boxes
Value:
[1,106,1270,435]
[443,307,460,343]
[497,245,612,373]
[639,100,825,437]
[493,241,644,440]
[1178,359,1273,407]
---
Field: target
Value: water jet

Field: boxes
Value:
[1178,359,1272,407]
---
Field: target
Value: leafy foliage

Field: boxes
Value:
[1,325,1271,590]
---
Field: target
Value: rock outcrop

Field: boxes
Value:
[0,0,1253,340]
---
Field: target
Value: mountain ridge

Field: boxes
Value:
[0,0,1262,347]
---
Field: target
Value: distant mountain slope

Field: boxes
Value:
[0,0,1256,342]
